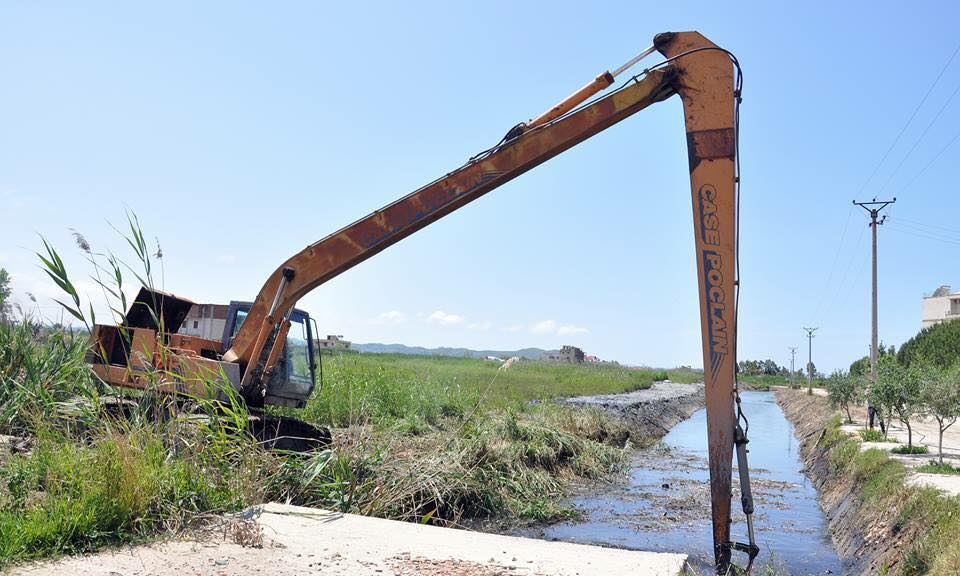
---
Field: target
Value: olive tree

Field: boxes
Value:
[920,363,960,465]
[825,369,862,424]
[871,355,924,447]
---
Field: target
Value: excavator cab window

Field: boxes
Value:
[222,301,318,407]
[285,315,313,389]
[263,308,317,407]
[231,309,248,339]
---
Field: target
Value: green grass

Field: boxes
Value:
[817,411,960,575]
[0,321,97,435]
[892,444,930,455]
[859,428,888,442]
[736,374,786,390]
[0,429,258,564]
[304,352,690,429]
[917,462,960,475]
[2,326,674,568]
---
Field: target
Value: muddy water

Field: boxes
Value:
[533,391,841,575]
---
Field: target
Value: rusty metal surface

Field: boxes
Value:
[220,32,739,572]
[223,66,678,369]
[686,128,736,172]
[124,287,194,332]
[527,71,615,129]
[656,31,737,572]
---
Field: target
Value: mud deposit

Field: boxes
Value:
[524,391,841,575]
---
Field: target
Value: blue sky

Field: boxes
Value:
[3,1,960,372]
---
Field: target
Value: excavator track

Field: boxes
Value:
[248,411,332,452]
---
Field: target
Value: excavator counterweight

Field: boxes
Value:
[85,31,750,573]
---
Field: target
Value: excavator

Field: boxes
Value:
[85,31,757,574]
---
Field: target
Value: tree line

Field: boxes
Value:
[737,359,796,377]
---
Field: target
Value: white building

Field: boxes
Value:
[179,303,229,341]
[922,285,960,329]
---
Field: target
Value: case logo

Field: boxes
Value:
[698,184,729,379]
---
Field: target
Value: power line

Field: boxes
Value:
[887,218,960,238]
[835,249,870,312]
[809,205,855,322]
[897,126,960,195]
[810,41,960,328]
[886,223,960,246]
[877,80,960,195]
[855,40,960,197]
[819,220,869,321]
[890,215,960,236]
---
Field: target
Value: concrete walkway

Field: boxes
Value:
[12,503,688,576]
[839,404,960,496]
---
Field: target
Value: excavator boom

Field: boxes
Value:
[89,30,746,573]
[226,30,744,572]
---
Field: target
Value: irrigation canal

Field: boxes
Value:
[523,391,842,575]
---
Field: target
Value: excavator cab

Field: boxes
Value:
[221,301,318,408]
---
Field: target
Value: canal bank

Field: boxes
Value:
[526,390,841,575]
[776,388,960,575]
[563,381,705,441]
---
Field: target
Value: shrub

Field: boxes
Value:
[916,462,960,475]
[858,428,887,442]
[0,321,97,435]
[891,444,929,455]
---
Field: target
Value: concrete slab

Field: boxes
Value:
[906,473,960,494]
[859,441,901,452]
[12,503,688,576]
[842,405,960,496]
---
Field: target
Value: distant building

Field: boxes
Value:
[541,345,585,364]
[922,285,960,329]
[584,354,599,363]
[179,303,229,341]
[316,334,352,351]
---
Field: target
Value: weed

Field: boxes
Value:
[817,411,960,575]
[892,444,929,455]
[917,462,960,475]
[3,217,685,567]
[858,428,887,442]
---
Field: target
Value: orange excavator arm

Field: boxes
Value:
[225,31,748,572]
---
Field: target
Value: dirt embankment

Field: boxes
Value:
[776,389,914,575]
[564,382,705,440]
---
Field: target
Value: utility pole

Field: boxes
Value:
[853,198,895,427]
[803,327,818,393]
[789,347,798,389]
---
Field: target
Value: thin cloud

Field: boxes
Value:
[558,325,589,336]
[529,320,558,334]
[467,321,492,331]
[370,310,407,325]
[528,319,589,336]
[428,310,465,326]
